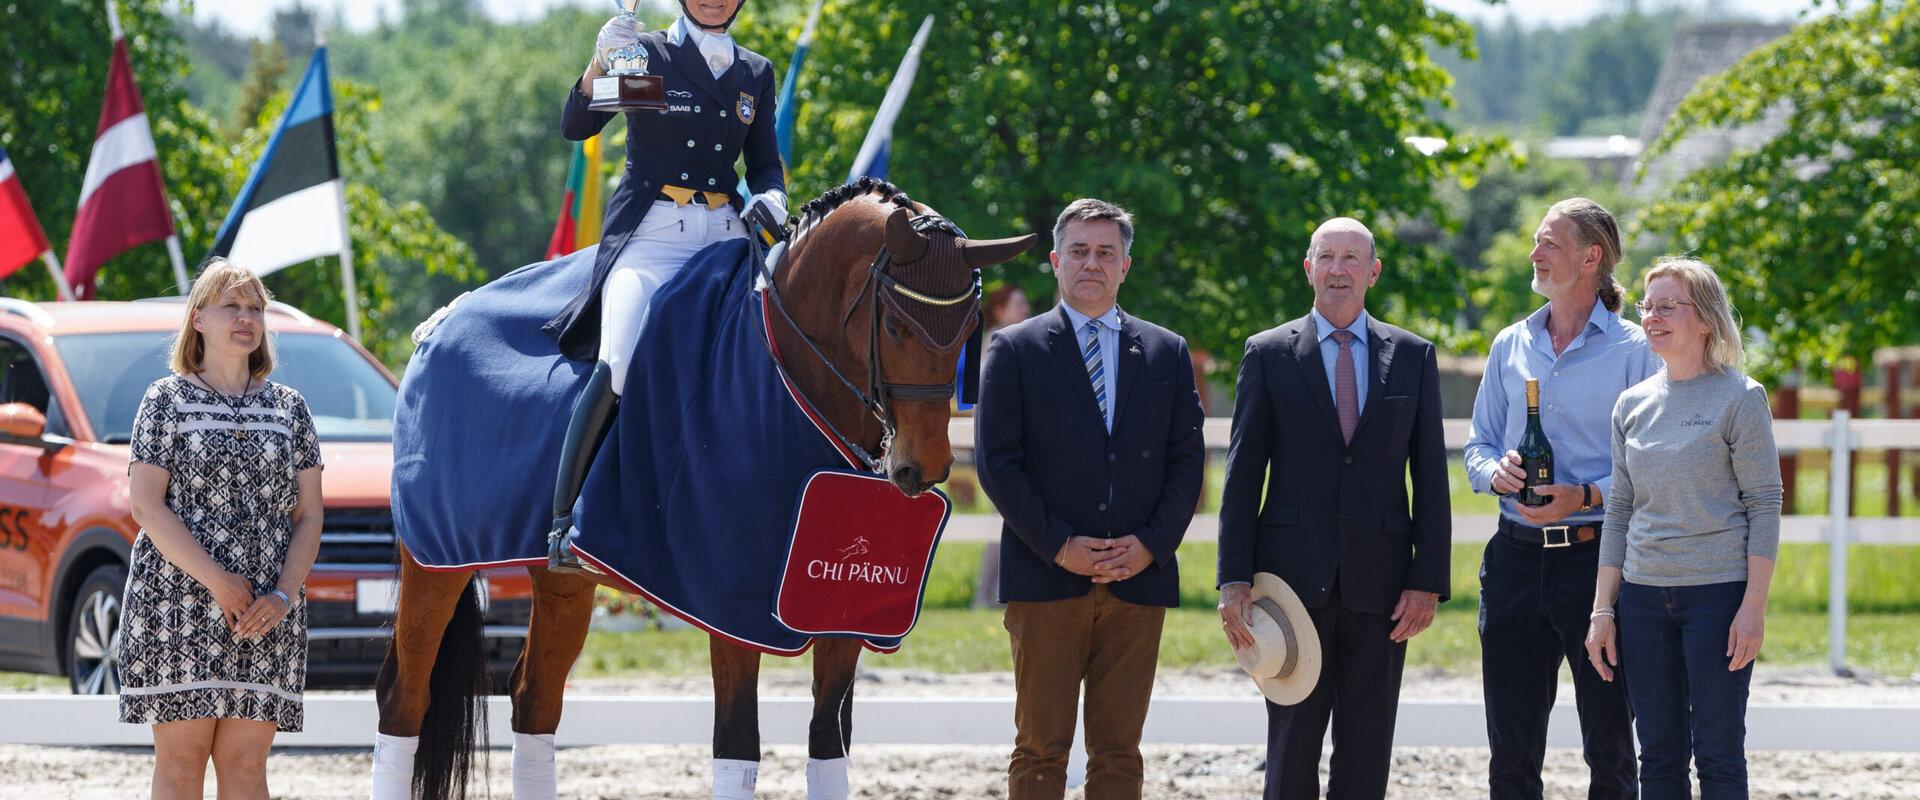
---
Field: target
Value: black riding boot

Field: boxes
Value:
[547,361,619,573]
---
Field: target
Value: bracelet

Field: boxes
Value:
[1589,608,1615,619]
[269,588,291,607]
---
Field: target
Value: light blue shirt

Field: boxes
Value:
[1465,301,1657,525]
[1061,303,1122,433]
[1311,307,1370,411]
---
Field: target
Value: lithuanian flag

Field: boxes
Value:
[545,134,605,259]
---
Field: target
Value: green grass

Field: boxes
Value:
[569,606,1917,677]
[0,671,63,691]
[568,540,1920,678]
[11,539,1914,688]
[949,455,1917,518]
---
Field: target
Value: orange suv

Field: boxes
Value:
[0,297,531,692]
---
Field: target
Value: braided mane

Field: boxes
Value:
[792,177,917,242]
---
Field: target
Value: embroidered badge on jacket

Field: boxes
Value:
[736,92,756,124]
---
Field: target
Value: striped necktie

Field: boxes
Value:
[1083,320,1108,427]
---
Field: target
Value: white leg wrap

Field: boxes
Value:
[512,732,559,800]
[1066,697,1088,789]
[805,757,850,800]
[712,758,759,800]
[369,733,418,800]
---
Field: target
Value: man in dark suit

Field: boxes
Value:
[975,198,1206,800]
[1218,217,1452,800]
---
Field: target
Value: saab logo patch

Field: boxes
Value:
[736,92,756,124]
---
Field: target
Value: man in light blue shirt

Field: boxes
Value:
[1464,198,1655,799]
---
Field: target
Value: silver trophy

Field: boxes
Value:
[589,0,665,111]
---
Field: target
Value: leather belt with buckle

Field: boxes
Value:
[659,186,731,209]
[1499,517,1599,549]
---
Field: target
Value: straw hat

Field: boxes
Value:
[1234,572,1322,706]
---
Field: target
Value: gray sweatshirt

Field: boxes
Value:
[1601,368,1783,585]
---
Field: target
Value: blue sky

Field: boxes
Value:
[190,0,1823,38]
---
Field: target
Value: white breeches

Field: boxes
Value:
[598,200,747,395]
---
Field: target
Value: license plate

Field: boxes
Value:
[355,578,399,615]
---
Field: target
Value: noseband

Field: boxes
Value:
[754,212,981,472]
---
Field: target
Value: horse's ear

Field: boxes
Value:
[960,233,1041,269]
[885,207,929,262]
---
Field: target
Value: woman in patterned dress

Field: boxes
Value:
[121,258,324,799]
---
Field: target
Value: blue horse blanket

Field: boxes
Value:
[393,239,919,654]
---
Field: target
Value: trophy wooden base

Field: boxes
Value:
[588,73,667,112]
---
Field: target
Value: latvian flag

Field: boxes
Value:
[0,143,54,280]
[65,15,176,299]
[208,46,345,276]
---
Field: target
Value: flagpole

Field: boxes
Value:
[334,190,361,342]
[315,26,362,342]
[40,251,73,301]
[163,235,189,293]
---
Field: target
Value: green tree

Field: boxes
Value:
[1435,7,1687,137]
[783,0,1496,370]
[1541,7,1676,135]
[231,40,289,133]
[1639,0,1920,380]
[0,1,479,369]
[1,0,212,301]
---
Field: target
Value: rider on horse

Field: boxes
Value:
[545,0,786,573]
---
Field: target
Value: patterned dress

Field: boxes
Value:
[118,375,322,732]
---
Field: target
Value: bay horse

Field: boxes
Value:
[375,179,1037,799]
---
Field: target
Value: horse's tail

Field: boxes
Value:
[415,577,490,800]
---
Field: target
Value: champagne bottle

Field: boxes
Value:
[1517,378,1555,507]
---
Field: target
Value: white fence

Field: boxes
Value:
[945,416,1920,675]
[5,694,1916,752]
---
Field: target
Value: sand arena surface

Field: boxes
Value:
[3,667,1914,798]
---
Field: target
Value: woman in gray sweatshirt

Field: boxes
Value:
[1583,258,1782,800]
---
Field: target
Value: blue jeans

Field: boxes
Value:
[1618,580,1753,800]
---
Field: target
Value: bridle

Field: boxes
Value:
[752,212,981,472]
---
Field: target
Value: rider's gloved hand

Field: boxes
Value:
[592,14,644,73]
[745,190,788,225]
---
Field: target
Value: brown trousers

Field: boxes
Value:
[1004,584,1167,800]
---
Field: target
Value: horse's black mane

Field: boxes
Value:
[793,177,916,236]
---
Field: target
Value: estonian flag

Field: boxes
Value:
[209,46,345,277]
[847,15,934,182]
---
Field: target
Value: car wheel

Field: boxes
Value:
[66,564,126,695]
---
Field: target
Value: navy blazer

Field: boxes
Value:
[974,306,1206,607]
[544,28,785,360]
[1217,314,1452,616]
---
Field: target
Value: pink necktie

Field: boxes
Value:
[1331,329,1358,444]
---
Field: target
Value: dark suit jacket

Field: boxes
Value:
[545,29,785,360]
[1217,313,1451,616]
[974,306,1206,607]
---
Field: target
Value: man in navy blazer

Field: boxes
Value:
[975,198,1206,800]
[1218,217,1452,800]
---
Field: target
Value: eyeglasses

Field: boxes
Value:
[1633,299,1695,319]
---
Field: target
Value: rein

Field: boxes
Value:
[750,211,979,473]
